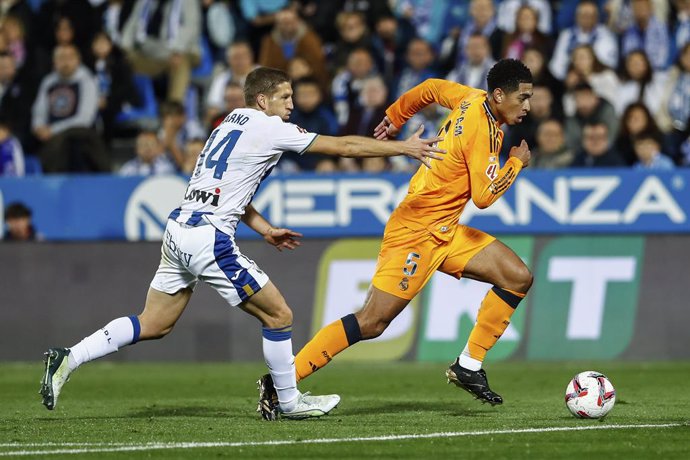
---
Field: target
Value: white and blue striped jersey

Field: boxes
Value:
[169,108,317,234]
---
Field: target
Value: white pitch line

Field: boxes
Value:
[0,423,686,457]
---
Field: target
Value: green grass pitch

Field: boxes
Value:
[1,361,689,459]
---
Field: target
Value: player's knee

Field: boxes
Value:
[511,263,533,293]
[264,304,293,329]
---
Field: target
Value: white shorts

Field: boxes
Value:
[150,219,269,307]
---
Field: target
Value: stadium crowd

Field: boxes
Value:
[0,0,688,177]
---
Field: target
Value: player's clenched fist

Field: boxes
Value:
[509,139,531,167]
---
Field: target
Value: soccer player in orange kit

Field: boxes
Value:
[258,59,533,419]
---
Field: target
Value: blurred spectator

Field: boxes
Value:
[281,77,336,171]
[258,8,328,91]
[0,1,35,41]
[85,30,140,145]
[522,46,564,102]
[616,49,668,115]
[657,43,690,161]
[532,119,575,169]
[342,75,388,136]
[371,15,415,84]
[615,102,665,165]
[3,201,40,241]
[571,122,626,167]
[99,0,136,47]
[121,0,202,102]
[1,12,48,83]
[673,0,690,56]
[36,0,100,55]
[2,14,26,68]
[393,0,464,47]
[393,38,437,99]
[180,136,204,175]
[606,0,669,34]
[446,33,495,90]
[205,41,256,124]
[564,82,618,151]
[440,0,502,68]
[621,0,671,70]
[499,5,553,60]
[290,77,338,137]
[294,1,342,45]
[54,16,87,58]
[342,0,393,31]
[0,51,37,148]
[31,44,109,173]
[119,128,176,175]
[332,47,378,126]
[209,81,245,129]
[632,131,675,169]
[562,44,619,116]
[202,0,238,58]
[239,0,288,54]
[549,1,619,80]
[158,100,204,170]
[331,11,374,73]
[496,0,551,34]
[0,118,24,176]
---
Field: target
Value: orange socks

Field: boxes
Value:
[464,286,525,364]
[295,313,361,382]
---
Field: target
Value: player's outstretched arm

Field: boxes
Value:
[306,125,445,169]
[242,204,302,252]
[378,79,474,139]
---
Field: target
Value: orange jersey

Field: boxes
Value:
[386,79,523,241]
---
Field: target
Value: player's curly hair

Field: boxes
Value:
[244,67,290,107]
[487,59,533,94]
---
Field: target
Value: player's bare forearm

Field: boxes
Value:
[241,204,272,236]
[307,127,445,168]
[242,204,303,251]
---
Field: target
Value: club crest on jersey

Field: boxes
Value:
[399,277,409,291]
[184,187,221,206]
[485,163,498,181]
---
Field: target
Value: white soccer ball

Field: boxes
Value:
[565,371,616,419]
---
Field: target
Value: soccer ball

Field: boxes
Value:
[564,371,616,419]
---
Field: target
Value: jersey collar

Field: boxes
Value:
[483,99,498,124]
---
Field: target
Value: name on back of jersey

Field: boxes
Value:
[454,101,471,136]
[223,112,250,126]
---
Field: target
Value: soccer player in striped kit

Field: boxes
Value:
[40,67,444,420]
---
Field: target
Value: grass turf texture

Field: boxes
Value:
[1,362,688,459]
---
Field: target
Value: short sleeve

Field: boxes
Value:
[271,121,318,155]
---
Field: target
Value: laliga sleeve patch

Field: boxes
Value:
[485,163,498,181]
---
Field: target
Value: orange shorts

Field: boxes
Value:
[371,220,495,300]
